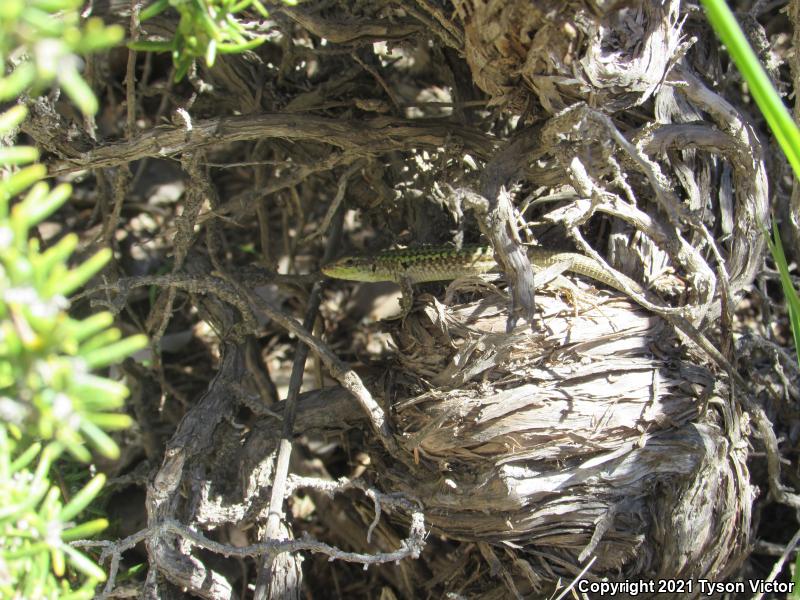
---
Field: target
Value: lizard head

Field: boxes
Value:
[322,255,391,282]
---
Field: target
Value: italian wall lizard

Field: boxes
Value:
[321,244,743,385]
[321,244,646,306]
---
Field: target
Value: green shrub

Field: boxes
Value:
[131,0,288,81]
[0,1,146,597]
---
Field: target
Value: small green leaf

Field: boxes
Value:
[218,36,266,54]
[79,327,122,353]
[1,164,47,200]
[60,473,106,521]
[0,63,36,101]
[17,180,50,220]
[36,442,63,477]
[36,231,78,278]
[70,373,129,408]
[73,19,124,52]
[62,518,108,541]
[69,312,114,343]
[251,0,270,15]
[0,0,24,20]
[47,247,111,296]
[83,334,148,369]
[20,182,71,228]
[9,182,50,247]
[58,66,98,115]
[0,104,29,135]
[173,56,192,82]
[62,437,92,462]
[61,544,107,581]
[86,412,134,430]
[205,38,217,66]
[51,546,66,577]
[10,441,41,473]
[0,484,48,520]
[0,145,39,165]
[3,541,51,560]
[24,6,68,36]
[140,0,170,21]
[78,420,119,459]
[231,0,253,11]
[197,9,220,40]
[0,427,10,476]
[128,39,174,53]
[59,586,98,600]
[32,0,83,11]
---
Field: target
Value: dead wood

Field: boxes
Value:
[44,0,800,597]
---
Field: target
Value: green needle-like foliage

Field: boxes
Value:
[0,102,147,591]
[0,435,109,598]
[0,0,147,597]
[132,0,296,81]
[0,0,124,114]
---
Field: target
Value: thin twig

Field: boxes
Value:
[750,523,800,600]
[302,161,362,244]
[126,1,141,139]
[82,271,398,451]
[49,113,493,176]
[257,207,344,598]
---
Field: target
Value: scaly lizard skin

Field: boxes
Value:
[321,245,645,295]
[322,244,744,385]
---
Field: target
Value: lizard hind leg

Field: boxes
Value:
[534,257,611,323]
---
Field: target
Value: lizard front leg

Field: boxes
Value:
[385,275,415,321]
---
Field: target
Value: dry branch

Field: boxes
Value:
[44,0,798,596]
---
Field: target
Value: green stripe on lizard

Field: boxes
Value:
[321,244,746,389]
[321,244,645,296]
